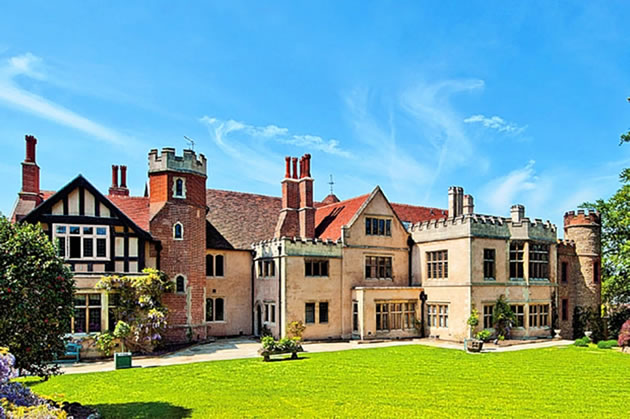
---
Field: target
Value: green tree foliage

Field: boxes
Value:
[95,269,172,353]
[492,295,516,339]
[0,217,75,377]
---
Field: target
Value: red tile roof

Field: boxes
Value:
[390,203,448,224]
[206,189,282,250]
[314,194,370,240]
[106,195,151,231]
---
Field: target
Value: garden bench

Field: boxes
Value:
[56,342,81,363]
[257,346,303,362]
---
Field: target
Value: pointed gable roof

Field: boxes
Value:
[21,175,153,240]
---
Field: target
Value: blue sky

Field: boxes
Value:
[1,2,629,234]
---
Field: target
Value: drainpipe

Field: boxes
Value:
[419,291,427,338]
[251,250,255,336]
[277,243,283,339]
[407,236,414,286]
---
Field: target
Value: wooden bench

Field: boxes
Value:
[257,346,303,362]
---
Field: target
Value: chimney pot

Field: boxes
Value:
[511,204,525,223]
[285,156,291,178]
[25,135,37,163]
[120,165,127,188]
[463,194,474,215]
[111,165,119,188]
[292,157,298,179]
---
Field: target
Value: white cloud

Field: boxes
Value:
[464,114,526,134]
[200,116,351,157]
[0,52,129,146]
[482,160,539,213]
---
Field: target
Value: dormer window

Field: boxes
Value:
[173,177,186,198]
[173,222,184,240]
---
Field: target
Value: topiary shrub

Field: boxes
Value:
[597,339,619,349]
[573,337,590,347]
[618,319,630,348]
[475,330,492,342]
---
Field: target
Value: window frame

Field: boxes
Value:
[483,305,494,329]
[319,302,329,323]
[173,222,184,240]
[427,303,449,328]
[483,249,496,281]
[305,259,329,277]
[426,250,448,280]
[175,275,186,294]
[528,304,550,328]
[172,176,187,199]
[206,254,225,277]
[365,217,392,237]
[561,261,568,283]
[53,224,110,261]
[72,293,102,334]
[509,241,525,280]
[510,304,525,328]
[263,302,276,324]
[305,302,316,324]
[257,259,276,279]
[365,256,393,280]
[529,243,550,281]
[206,297,225,322]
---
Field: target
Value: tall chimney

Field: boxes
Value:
[448,186,458,218]
[463,194,474,215]
[511,204,525,223]
[109,165,129,196]
[275,156,300,238]
[111,165,119,188]
[298,153,315,238]
[20,135,41,202]
[120,165,127,188]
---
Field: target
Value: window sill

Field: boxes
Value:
[305,276,330,278]
[206,276,225,279]
[365,277,393,281]
[483,278,496,281]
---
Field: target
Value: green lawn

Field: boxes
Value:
[23,345,630,418]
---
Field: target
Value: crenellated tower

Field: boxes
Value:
[563,210,602,310]
[148,147,208,342]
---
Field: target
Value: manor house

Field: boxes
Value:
[11,135,601,345]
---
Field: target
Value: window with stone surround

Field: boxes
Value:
[376,301,416,331]
[365,217,392,236]
[264,302,276,324]
[54,224,109,260]
[206,254,224,277]
[305,302,315,324]
[257,259,276,278]
[528,304,550,328]
[305,260,329,277]
[319,302,329,323]
[529,243,549,280]
[206,297,224,322]
[426,250,448,280]
[173,177,186,198]
[427,303,448,328]
[73,294,101,333]
[365,256,392,279]
[483,249,496,280]
[509,242,524,280]
[175,275,185,293]
[510,304,525,327]
[173,222,183,240]
[352,301,359,332]
[483,305,494,329]
[561,262,568,283]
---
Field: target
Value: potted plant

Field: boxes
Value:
[466,307,484,352]
[113,321,132,370]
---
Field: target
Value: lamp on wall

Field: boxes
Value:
[419,291,428,338]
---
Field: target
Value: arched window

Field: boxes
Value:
[173,222,183,240]
[206,254,214,276]
[175,179,184,197]
[175,275,185,293]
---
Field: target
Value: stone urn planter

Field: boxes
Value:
[465,339,484,353]
[554,329,562,339]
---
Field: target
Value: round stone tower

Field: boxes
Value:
[563,210,602,310]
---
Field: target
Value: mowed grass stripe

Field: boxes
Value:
[22,345,630,418]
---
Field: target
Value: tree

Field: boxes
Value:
[0,217,75,377]
[582,97,630,307]
[492,295,516,339]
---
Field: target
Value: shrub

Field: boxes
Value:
[618,319,630,347]
[597,339,619,349]
[94,332,116,357]
[261,336,276,351]
[287,321,306,340]
[0,218,75,378]
[609,307,630,339]
[492,296,516,339]
[475,330,492,342]
[573,337,590,347]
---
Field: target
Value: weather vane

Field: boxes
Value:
[184,135,195,151]
[329,174,335,195]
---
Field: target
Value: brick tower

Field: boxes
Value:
[564,210,602,310]
[148,147,208,342]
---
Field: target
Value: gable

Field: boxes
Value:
[21,175,153,240]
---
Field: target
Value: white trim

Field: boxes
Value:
[172,176,187,199]
[173,222,184,240]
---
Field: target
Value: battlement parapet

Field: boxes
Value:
[564,209,600,227]
[410,213,556,233]
[148,147,207,176]
[557,239,576,247]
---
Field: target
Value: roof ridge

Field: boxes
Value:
[315,193,371,209]
[391,202,446,211]
[206,188,281,200]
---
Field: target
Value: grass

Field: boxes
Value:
[22,345,630,418]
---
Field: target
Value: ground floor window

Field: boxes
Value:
[264,302,276,324]
[352,301,359,332]
[483,305,494,329]
[427,304,448,328]
[562,299,569,321]
[319,302,329,323]
[73,294,101,333]
[529,304,549,328]
[206,297,225,322]
[376,301,416,331]
[510,305,525,327]
[305,302,315,324]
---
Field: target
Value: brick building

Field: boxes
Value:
[11,135,601,348]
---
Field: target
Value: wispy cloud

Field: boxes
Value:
[0,52,129,146]
[481,160,539,213]
[464,114,527,134]
[200,116,351,157]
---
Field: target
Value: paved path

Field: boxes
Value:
[58,338,573,375]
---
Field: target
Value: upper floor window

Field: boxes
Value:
[561,261,568,283]
[305,260,329,277]
[427,250,448,279]
[206,254,224,277]
[257,259,275,278]
[175,275,186,293]
[529,243,549,280]
[509,242,524,280]
[483,249,495,280]
[173,222,183,240]
[173,177,186,198]
[264,302,276,324]
[365,217,392,236]
[54,224,109,260]
[365,256,392,279]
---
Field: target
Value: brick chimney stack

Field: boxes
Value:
[20,135,41,204]
[109,164,129,196]
[275,155,303,238]
[298,154,315,238]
